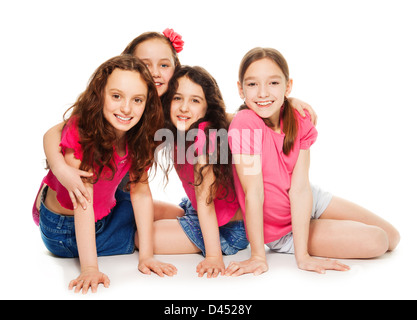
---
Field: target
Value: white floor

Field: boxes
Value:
[2,221,415,300]
[2,154,417,301]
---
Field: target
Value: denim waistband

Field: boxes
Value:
[40,187,74,225]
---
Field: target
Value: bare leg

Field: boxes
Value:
[135,219,200,255]
[308,218,389,259]
[153,200,184,221]
[320,196,400,251]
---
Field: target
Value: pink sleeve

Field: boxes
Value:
[298,112,318,150]
[59,117,83,160]
[228,110,263,155]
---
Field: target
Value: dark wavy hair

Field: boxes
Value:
[64,55,164,188]
[162,66,235,204]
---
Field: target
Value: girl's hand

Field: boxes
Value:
[53,163,93,210]
[225,256,268,277]
[288,97,318,126]
[68,267,110,294]
[296,254,350,274]
[138,257,178,277]
[196,256,225,278]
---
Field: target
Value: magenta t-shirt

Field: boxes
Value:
[228,109,318,243]
[33,117,131,225]
[175,122,240,227]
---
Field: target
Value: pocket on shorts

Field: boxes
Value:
[219,221,249,255]
[39,228,76,258]
[39,205,76,258]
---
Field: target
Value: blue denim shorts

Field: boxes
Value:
[39,187,136,258]
[177,198,249,257]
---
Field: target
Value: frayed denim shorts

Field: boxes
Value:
[177,198,249,257]
[39,187,136,258]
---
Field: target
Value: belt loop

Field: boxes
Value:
[57,216,65,230]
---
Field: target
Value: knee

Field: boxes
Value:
[387,227,401,252]
[366,226,390,258]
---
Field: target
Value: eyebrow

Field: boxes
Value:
[108,88,146,98]
[175,92,205,100]
[244,75,283,82]
[141,58,173,63]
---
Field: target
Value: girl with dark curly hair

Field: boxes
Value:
[153,66,249,278]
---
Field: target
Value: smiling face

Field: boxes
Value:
[238,58,293,127]
[170,77,208,131]
[103,68,148,138]
[134,38,175,97]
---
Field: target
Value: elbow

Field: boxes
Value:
[289,184,311,201]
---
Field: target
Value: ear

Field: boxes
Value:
[285,78,293,97]
[237,81,245,100]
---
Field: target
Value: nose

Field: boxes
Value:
[258,84,269,98]
[120,100,131,115]
[149,64,161,78]
[179,100,189,113]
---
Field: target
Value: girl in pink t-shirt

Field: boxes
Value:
[153,65,248,277]
[226,47,400,276]
[34,55,177,294]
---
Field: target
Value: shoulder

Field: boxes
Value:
[60,116,83,159]
[229,109,265,131]
[194,121,217,155]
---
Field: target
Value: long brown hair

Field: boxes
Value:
[64,55,163,188]
[122,31,181,69]
[163,66,235,204]
[239,47,298,155]
[122,32,181,102]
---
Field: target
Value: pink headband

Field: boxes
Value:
[162,28,184,53]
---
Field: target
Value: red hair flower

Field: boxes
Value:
[163,28,184,53]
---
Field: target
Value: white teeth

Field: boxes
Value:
[178,116,189,120]
[116,115,132,121]
[256,101,272,106]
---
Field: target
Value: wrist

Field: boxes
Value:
[81,265,99,273]
[250,253,267,262]
[295,251,310,263]
[139,252,154,261]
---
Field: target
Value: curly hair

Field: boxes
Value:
[64,55,164,188]
[162,66,235,204]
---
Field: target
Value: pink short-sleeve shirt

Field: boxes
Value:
[228,109,318,243]
[175,122,239,227]
[33,117,131,225]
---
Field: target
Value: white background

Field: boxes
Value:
[1,0,416,300]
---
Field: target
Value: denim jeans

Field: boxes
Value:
[177,198,249,257]
[39,187,136,258]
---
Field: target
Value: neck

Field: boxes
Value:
[268,107,282,132]
[115,134,126,157]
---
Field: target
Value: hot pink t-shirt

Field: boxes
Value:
[175,122,239,227]
[33,117,131,225]
[228,109,317,243]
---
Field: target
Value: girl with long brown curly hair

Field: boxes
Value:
[152,66,249,278]
[33,55,177,294]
